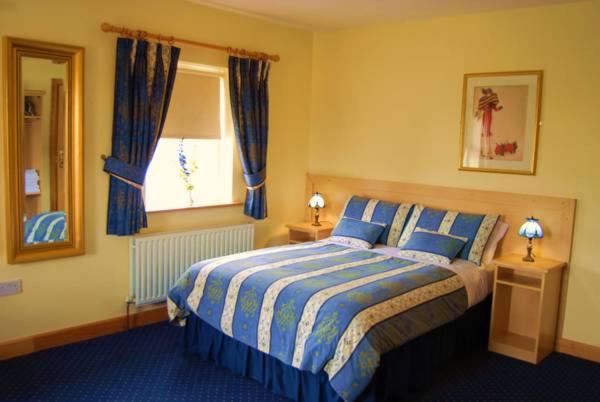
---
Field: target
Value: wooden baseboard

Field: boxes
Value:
[0,304,168,361]
[556,337,600,363]
[3,308,597,364]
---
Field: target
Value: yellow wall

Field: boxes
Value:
[2,0,599,349]
[0,0,312,342]
[310,1,600,346]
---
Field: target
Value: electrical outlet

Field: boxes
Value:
[0,279,22,296]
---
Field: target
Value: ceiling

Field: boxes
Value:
[186,0,583,30]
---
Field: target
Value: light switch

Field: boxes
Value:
[0,279,22,296]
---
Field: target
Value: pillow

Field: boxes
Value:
[398,205,499,266]
[329,218,386,249]
[397,228,468,265]
[340,196,414,246]
[481,221,509,266]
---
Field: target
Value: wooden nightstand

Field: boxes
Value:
[489,254,565,364]
[286,222,334,244]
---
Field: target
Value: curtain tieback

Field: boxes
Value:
[103,156,145,190]
[244,168,266,190]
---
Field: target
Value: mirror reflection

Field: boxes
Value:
[21,56,69,245]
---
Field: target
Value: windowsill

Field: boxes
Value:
[147,201,244,214]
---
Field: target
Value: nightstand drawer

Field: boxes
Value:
[496,267,542,290]
[286,222,334,244]
[288,230,316,244]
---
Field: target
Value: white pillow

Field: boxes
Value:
[480,221,509,266]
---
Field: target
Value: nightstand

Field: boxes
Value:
[489,254,565,364]
[286,222,334,244]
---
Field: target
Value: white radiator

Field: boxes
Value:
[129,223,254,306]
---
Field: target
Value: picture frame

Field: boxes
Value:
[459,70,543,175]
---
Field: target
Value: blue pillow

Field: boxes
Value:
[340,196,414,246]
[330,218,386,249]
[398,228,468,265]
[398,205,499,266]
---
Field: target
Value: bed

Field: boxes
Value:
[167,175,576,402]
[169,240,493,401]
[23,211,67,244]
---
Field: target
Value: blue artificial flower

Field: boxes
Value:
[178,139,191,176]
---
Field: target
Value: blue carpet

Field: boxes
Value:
[1,322,599,401]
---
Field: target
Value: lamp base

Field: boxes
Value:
[312,208,321,226]
[522,239,535,262]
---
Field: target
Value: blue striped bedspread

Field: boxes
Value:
[24,211,66,244]
[167,242,468,401]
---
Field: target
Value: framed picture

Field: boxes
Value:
[459,71,543,175]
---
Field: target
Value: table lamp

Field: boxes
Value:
[308,192,325,226]
[518,217,543,262]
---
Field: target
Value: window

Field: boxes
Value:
[145,62,237,212]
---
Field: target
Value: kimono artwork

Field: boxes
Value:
[476,88,503,159]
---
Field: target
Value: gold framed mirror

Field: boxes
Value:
[3,37,84,264]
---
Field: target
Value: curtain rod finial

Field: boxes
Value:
[101,23,112,32]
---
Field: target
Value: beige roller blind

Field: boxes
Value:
[162,71,221,140]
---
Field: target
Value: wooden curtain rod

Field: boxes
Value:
[100,23,280,62]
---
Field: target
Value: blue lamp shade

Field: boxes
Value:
[519,217,544,239]
[308,193,325,208]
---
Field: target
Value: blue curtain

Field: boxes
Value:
[228,56,270,220]
[104,38,180,235]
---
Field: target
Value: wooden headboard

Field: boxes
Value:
[306,174,577,264]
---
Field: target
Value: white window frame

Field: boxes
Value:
[144,61,242,213]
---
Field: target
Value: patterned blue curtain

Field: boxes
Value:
[228,56,270,219]
[104,38,180,235]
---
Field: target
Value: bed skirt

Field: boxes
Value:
[181,295,491,402]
